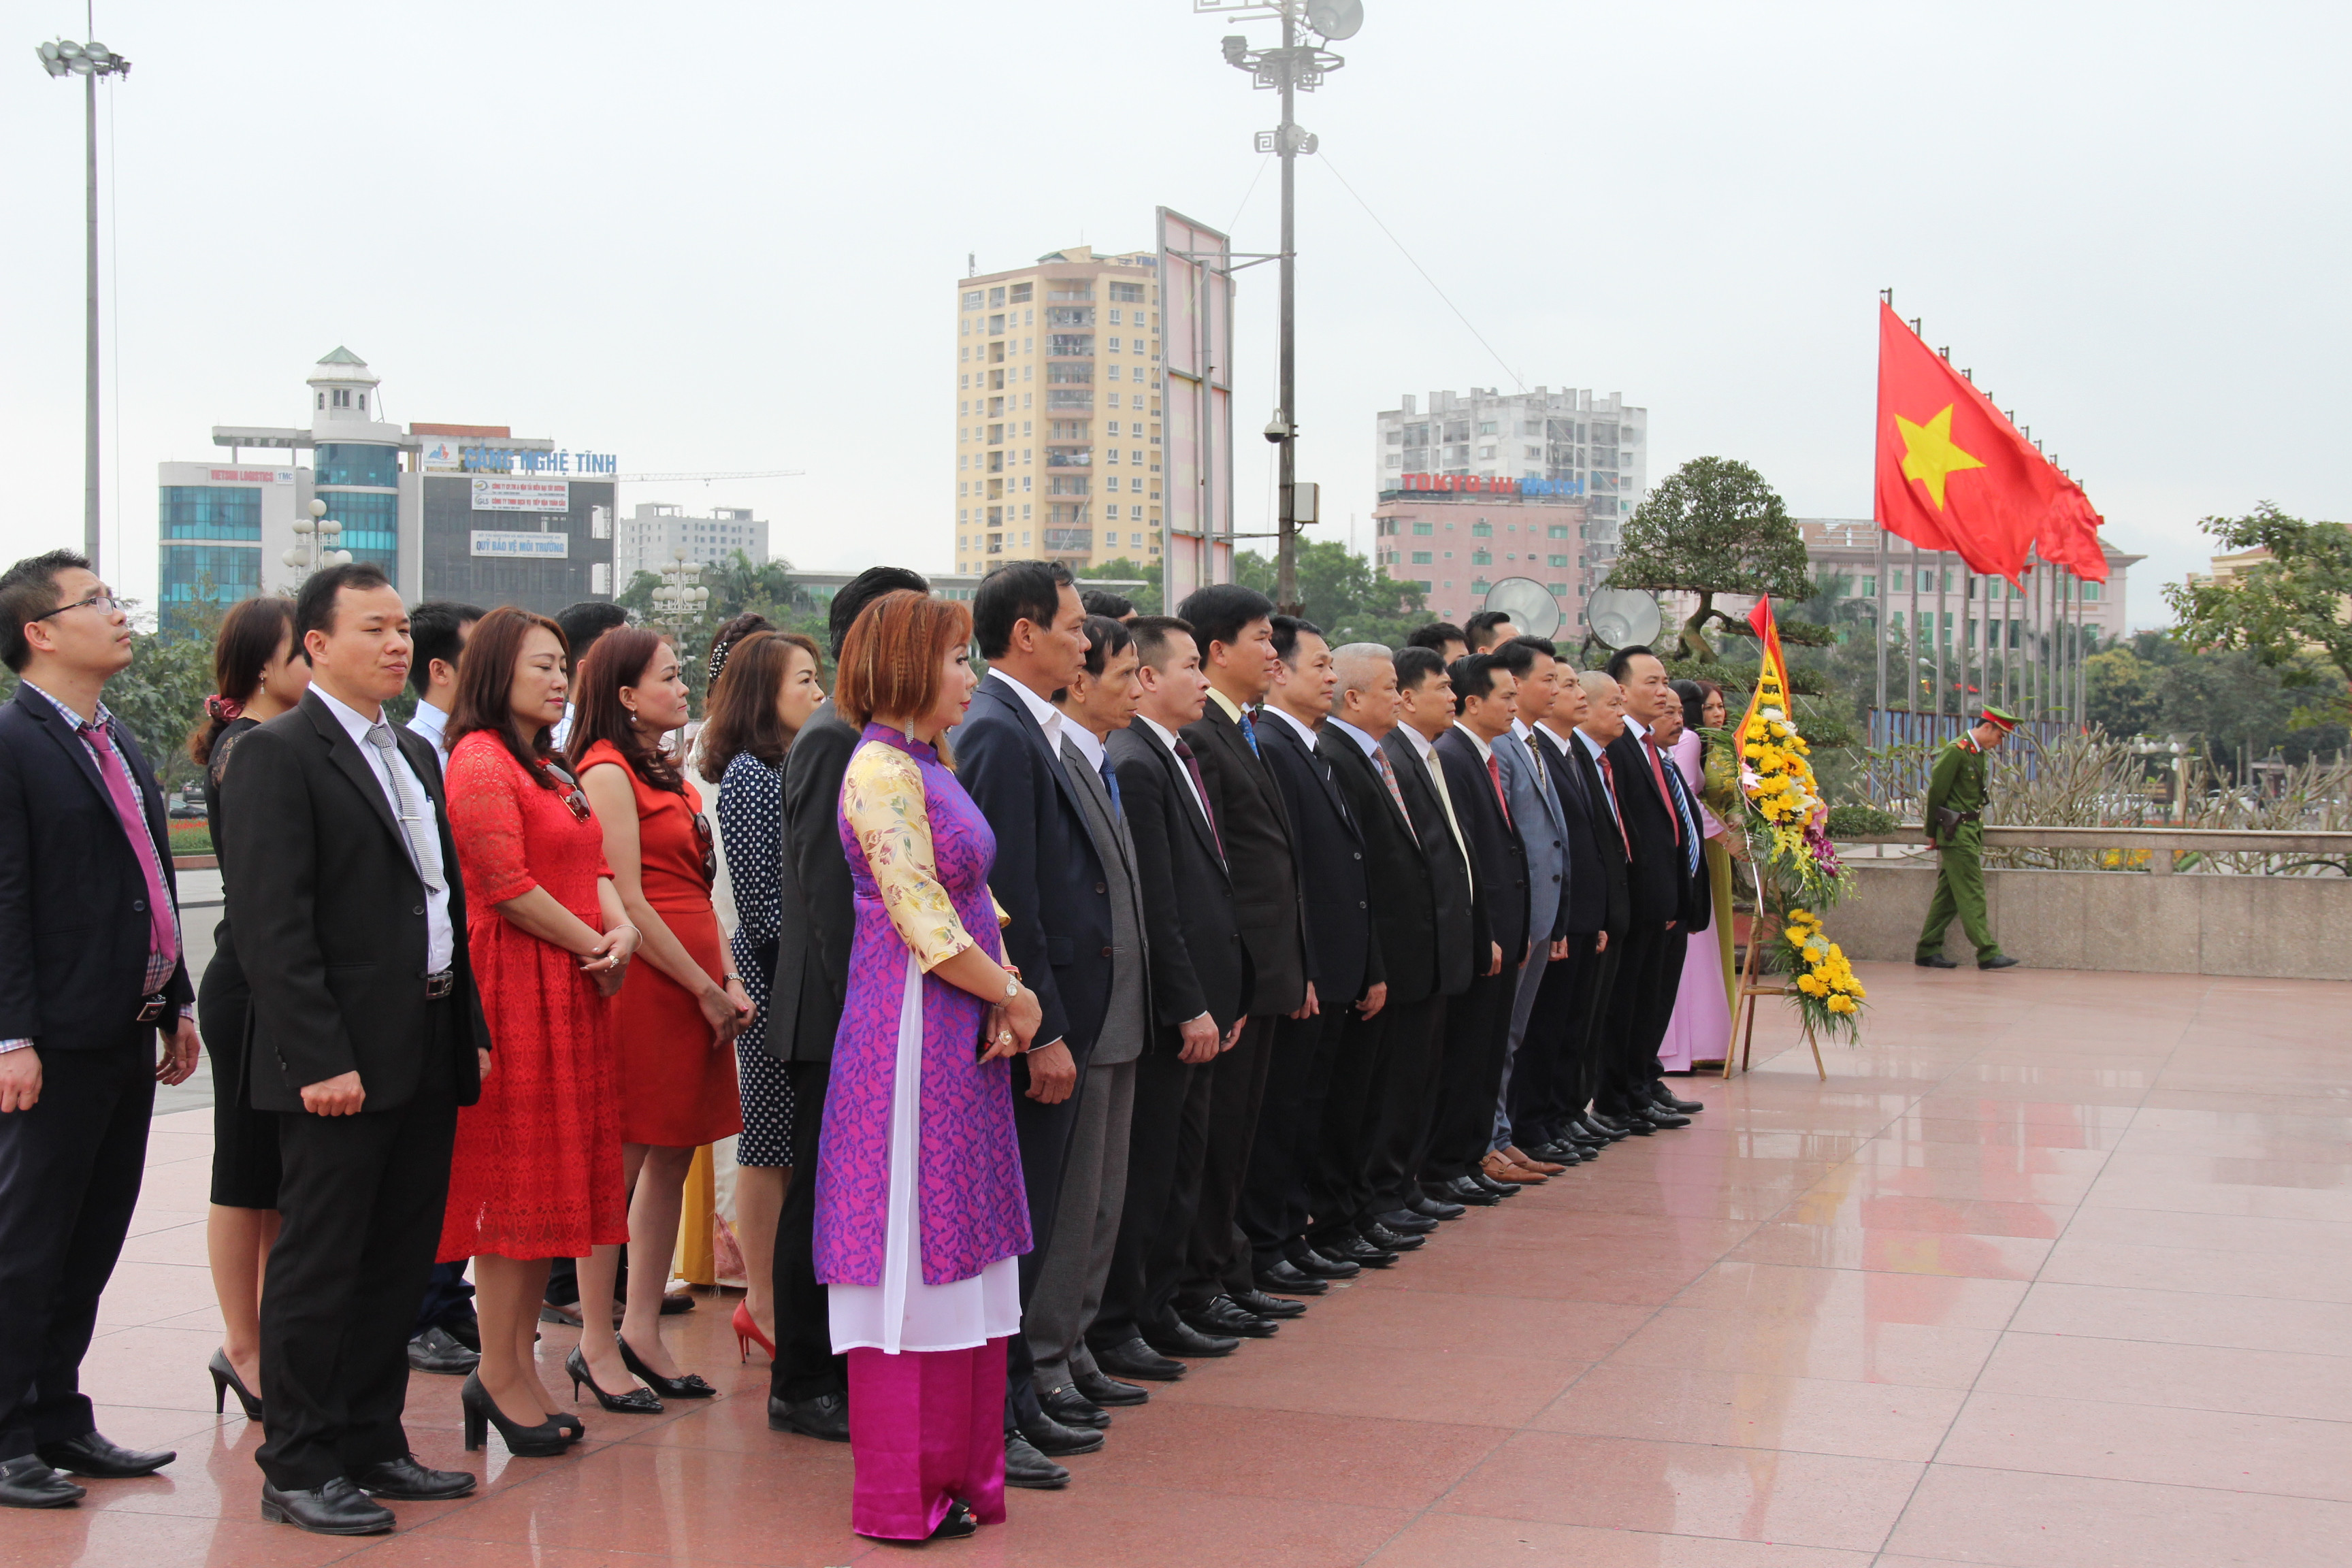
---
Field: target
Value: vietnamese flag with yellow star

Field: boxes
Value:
[1875,302,2102,583]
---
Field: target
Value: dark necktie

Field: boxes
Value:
[1098,754,1123,820]
[1658,745,1702,875]
[1594,751,1633,860]
[1174,738,1224,860]
[1485,751,1512,828]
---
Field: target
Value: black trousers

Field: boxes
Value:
[1596,921,1677,1116]
[1176,1014,1274,1309]
[1005,1043,1090,1426]
[1237,1007,1350,1272]
[1510,934,1618,1147]
[0,1029,153,1463]
[1419,968,1512,1185]
[1308,1000,1394,1244]
[1360,994,1446,1219]
[770,1057,845,1405]
[1089,1045,1207,1349]
[258,1034,458,1491]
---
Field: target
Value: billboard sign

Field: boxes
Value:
[470,476,572,512]
[470,531,570,559]
[206,468,296,484]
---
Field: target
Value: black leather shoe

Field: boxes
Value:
[1095,1336,1190,1379]
[1979,955,2021,970]
[1581,1114,1630,1142]
[1232,1287,1306,1319]
[1255,1260,1328,1296]
[1016,1411,1105,1457]
[1073,1369,1149,1406]
[1651,1085,1705,1114]
[35,1433,174,1479]
[348,1454,476,1500]
[0,1455,83,1509]
[1435,1175,1500,1207]
[1141,1318,1238,1358]
[1038,1384,1110,1430]
[767,1391,851,1442]
[1373,1208,1439,1235]
[1004,1433,1068,1490]
[1527,1141,1584,1164]
[1290,1247,1362,1279]
[1183,1296,1278,1338]
[259,1477,394,1535]
[1469,1171,1521,1197]
[406,1324,480,1376]
[1615,1113,1655,1135]
[1326,1233,1398,1268]
[1407,1192,1467,1221]
[1639,1106,1693,1129]
[1914,953,1959,968]
[1360,1222,1426,1252]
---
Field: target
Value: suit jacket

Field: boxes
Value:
[1435,727,1531,966]
[1605,727,1683,928]
[1181,699,1309,1017]
[1107,723,1247,1040]
[955,675,1112,1055]
[1495,725,1569,948]
[775,703,858,1064]
[1379,727,1480,996]
[1537,726,1631,939]
[1256,713,1382,1005]
[1060,733,1150,1067]
[218,689,489,1113]
[1322,728,1439,1008]
[0,685,192,1049]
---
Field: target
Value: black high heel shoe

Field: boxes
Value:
[616,1336,714,1400]
[460,1372,572,1457]
[565,1345,661,1414]
[208,1348,263,1420]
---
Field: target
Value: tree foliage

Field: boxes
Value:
[1610,456,1812,662]
[2163,504,2352,720]
[1078,558,1164,615]
[1232,540,1427,649]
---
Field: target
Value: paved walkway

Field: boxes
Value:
[22,962,2351,1566]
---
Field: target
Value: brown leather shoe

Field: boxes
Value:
[1481,1150,1543,1184]
[1505,1144,1567,1175]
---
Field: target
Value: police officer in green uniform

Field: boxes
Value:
[1915,706,2023,970]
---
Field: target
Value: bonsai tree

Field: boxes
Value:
[1609,455,1814,661]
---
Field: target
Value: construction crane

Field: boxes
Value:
[608,469,804,485]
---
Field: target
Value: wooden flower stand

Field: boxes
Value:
[1721,887,1829,1083]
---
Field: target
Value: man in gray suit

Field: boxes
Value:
[1025,615,1153,1434]
[1486,636,1574,1182]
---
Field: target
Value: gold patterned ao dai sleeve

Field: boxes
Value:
[842,740,978,973]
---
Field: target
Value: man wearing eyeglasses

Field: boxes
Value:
[0,551,201,1509]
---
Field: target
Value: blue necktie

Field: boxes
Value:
[1098,755,1123,819]
[1661,751,1702,876]
[1238,710,1260,757]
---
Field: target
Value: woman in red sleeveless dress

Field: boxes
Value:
[569,630,751,1410]
[436,607,638,1456]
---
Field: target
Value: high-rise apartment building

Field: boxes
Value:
[952,245,1164,576]
[615,502,768,585]
[1375,387,1647,526]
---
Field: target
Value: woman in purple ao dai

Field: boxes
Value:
[811,591,1043,1544]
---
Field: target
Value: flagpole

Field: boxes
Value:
[1933,551,1948,717]
[1907,540,1921,715]
[1873,526,1889,731]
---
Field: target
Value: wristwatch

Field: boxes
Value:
[1004,975,1022,1000]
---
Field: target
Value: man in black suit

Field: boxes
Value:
[1092,617,1250,1384]
[956,561,1112,1472]
[1376,648,1486,1213]
[1426,655,1531,1207]
[1598,647,1708,1133]
[1315,643,1459,1260]
[1243,618,1388,1296]
[0,551,201,1512]
[1169,584,1311,1345]
[220,563,493,1535]
[1514,666,1633,1162]
[766,567,928,1450]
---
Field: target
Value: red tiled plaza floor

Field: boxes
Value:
[20,961,2352,1566]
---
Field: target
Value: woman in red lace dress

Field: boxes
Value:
[437,607,640,1455]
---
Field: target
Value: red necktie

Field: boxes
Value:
[1174,738,1225,862]
[1595,751,1633,861]
[1644,735,1681,848]
[1486,752,1512,828]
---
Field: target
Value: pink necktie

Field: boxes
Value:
[81,719,178,977]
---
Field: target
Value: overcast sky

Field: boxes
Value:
[7,1,2347,631]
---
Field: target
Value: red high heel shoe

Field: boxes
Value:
[732,1301,774,1362]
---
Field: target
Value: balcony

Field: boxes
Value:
[1047,335,1095,358]
[1047,476,1090,495]
[1047,364,1093,385]
[1046,390,1093,410]
[1045,307,1095,328]
[1046,448,1092,468]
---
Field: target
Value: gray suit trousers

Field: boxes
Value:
[1024,1058,1137,1391]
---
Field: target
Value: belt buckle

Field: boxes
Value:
[424,970,455,1000]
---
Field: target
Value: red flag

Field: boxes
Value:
[1747,593,1788,674]
[2039,475,2110,583]
[1876,303,2076,585]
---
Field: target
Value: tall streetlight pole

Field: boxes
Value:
[1206,1,1358,612]
[34,36,131,574]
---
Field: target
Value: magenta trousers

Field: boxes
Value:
[846,1338,1008,1539]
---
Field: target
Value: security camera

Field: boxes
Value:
[1264,411,1292,444]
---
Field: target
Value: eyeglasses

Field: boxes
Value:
[691,810,717,884]
[31,592,124,623]
[542,759,593,822]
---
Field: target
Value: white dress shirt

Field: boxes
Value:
[1325,716,1382,758]
[987,667,1064,755]
[1259,703,1320,750]
[406,697,452,778]
[314,685,455,973]
[1061,717,1107,773]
